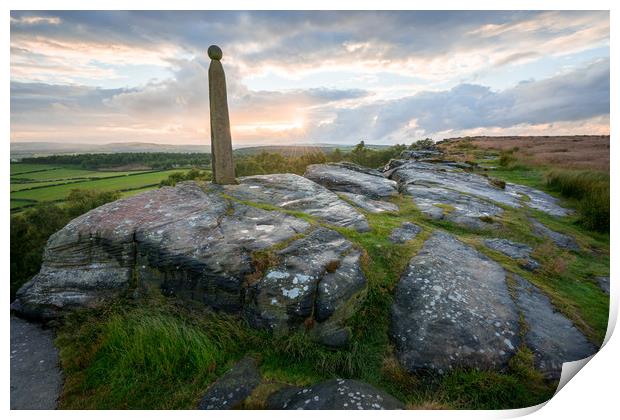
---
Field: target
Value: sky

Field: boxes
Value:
[10,10,610,146]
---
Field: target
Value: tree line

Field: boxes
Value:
[20,152,212,170]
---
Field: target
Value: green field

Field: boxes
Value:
[11,168,153,181]
[10,164,189,212]
[10,163,61,175]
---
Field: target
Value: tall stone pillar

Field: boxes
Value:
[208,45,236,184]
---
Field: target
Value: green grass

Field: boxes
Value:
[56,300,250,409]
[546,170,609,232]
[11,170,181,202]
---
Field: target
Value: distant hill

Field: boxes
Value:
[10,142,392,161]
[10,142,209,160]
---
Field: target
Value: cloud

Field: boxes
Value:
[307,58,610,143]
[10,11,609,85]
[9,11,610,145]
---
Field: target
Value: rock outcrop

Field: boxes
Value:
[390,231,597,376]
[305,163,398,199]
[338,192,399,214]
[14,180,366,346]
[244,228,366,343]
[222,173,369,232]
[402,183,503,230]
[391,231,521,374]
[385,160,570,229]
[14,154,595,382]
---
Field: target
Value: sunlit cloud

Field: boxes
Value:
[9,10,610,145]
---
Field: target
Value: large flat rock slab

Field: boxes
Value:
[391,231,520,374]
[223,173,369,232]
[305,163,398,199]
[14,182,367,345]
[403,183,502,230]
[388,160,570,217]
[10,316,62,410]
[266,379,404,410]
[390,161,521,207]
[338,192,399,214]
[512,275,597,379]
[506,184,570,217]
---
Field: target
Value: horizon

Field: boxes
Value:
[10,11,610,146]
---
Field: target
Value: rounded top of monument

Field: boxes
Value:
[208,45,223,60]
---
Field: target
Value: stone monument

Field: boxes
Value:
[208,45,236,184]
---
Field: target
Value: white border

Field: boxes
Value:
[2,2,617,420]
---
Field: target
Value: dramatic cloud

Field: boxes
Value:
[10,11,610,145]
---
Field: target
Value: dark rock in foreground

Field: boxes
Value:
[391,231,520,374]
[512,275,597,379]
[266,379,404,410]
[305,163,398,200]
[484,238,539,271]
[197,356,261,409]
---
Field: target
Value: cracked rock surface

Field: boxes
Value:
[338,192,399,214]
[390,231,596,376]
[245,228,365,344]
[403,183,502,230]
